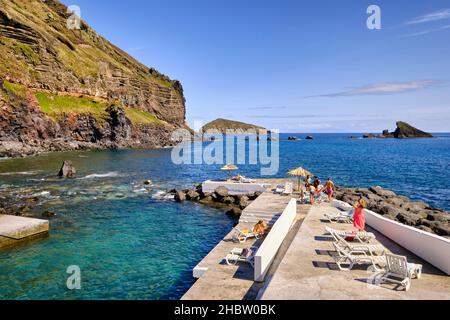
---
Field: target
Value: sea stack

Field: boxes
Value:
[391,121,433,138]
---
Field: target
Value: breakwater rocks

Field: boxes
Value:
[171,185,261,218]
[335,186,450,238]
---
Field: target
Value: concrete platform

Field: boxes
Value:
[0,214,49,249]
[182,188,308,300]
[259,203,450,300]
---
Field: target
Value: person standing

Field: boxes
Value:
[324,178,335,202]
[353,199,367,231]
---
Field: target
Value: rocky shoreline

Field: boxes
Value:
[335,186,449,238]
[173,182,450,239]
[170,185,261,218]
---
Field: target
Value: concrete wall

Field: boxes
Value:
[202,180,271,195]
[254,198,297,282]
[332,200,450,275]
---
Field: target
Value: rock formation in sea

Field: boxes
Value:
[359,121,433,139]
[0,0,189,158]
[201,118,267,136]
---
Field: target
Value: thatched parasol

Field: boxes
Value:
[287,167,313,191]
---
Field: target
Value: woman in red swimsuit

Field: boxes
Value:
[353,199,367,231]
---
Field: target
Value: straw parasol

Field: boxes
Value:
[221,164,238,171]
[221,164,239,179]
[287,167,313,191]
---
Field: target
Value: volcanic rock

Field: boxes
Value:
[58,160,76,178]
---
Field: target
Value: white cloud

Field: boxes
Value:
[306,80,440,98]
[402,24,450,37]
[406,9,450,25]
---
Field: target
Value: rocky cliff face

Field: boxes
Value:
[0,0,188,157]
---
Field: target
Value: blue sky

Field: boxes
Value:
[62,0,450,132]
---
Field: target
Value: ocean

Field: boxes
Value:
[0,133,449,299]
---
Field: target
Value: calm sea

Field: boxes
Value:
[0,133,449,299]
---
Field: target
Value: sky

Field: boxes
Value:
[61,0,450,133]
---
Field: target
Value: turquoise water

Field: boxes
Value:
[0,133,449,299]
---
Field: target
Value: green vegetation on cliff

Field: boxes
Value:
[34,92,108,121]
[124,108,164,126]
[202,118,266,133]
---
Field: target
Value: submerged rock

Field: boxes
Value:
[58,160,76,178]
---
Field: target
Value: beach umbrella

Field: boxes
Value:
[221,164,238,171]
[287,167,313,191]
[221,164,238,179]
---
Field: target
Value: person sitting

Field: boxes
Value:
[305,182,315,205]
[253,220,268,236]
[231,174,243,182]
[313,176,321,189]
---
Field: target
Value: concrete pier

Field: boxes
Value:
[259,203,450,299]
[0,215,49,249]
[183,178,450,300]
[182,185,308,300]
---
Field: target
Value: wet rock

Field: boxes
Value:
[305,136,314,140]
[174,191,186,202]
[432,223,450,237]
[226,207,242,218]
[143,180,152,185]
[58,160,76,178]
[288,136,300,140]
[186,190,200,201]
[369,186,396,198]
[42,210,56,218]
[417,225,433,233]
[222,196,235,205]
[214,186,229,199]
[396,212,423,226]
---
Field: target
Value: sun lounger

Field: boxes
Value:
[274,185,284,194]
[282,183,293,196]
[241,177,256,183]
[325,226,376,243]
[332,241,387,271]
[232,227,263,243]
[225,247,257,267]
[376,254,422,291]
[324,210,354,223]
[333,231,386,256]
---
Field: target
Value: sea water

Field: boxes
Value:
[0,133,449,299]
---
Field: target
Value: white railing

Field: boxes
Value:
[332,200,450,275]
[254,198,297,282]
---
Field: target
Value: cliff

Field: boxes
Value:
[0,0,188,157]
[202,118,266,135]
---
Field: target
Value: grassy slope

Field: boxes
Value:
[202,118,266,132]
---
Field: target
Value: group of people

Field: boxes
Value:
[300,175,335,205]
[300,175,366,232]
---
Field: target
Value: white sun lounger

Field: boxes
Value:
[324,210,354,223]
[332,241,387,271]
[232,227,263,243]
[275,185,284,194]
[225,247,257,267]
[376,254,423,291]
[325,226,376,243]
[333,232,386,256]
[282,183,293,196]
